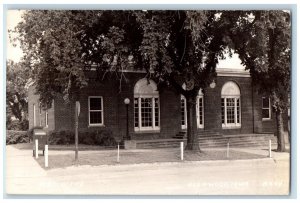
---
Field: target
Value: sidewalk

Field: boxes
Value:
[5,144,290,195]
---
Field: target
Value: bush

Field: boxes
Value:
[47,129,116,146]
[6,130,29,144]
[48,130,74,145]
[7,119,29,131]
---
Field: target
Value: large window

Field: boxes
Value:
[134,78,160,131]
[221,81,241,128]
[88,96,104,126]
[262,97,271,120]
[181,89,204,129]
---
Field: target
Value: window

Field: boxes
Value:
[221,81,241,128]
[196,91,204,128]
[39,102,42,126]
[181,96,187,129]
[33,104,36,126]
[181,89,204,129]
[88,96,104,126]
[262,97,271,120]
[45,110,48,127]
[134,78,160,131]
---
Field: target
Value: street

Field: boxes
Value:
[5,145,290,195]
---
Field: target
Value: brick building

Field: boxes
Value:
[28,67,286,144]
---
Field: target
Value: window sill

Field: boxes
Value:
[222,125,241,129]
[88,124,105,128]
[134,129,160,134]
[262,118,272,121]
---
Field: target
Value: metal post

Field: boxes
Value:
[35,139,38,158]
[126,104,129,140]
[227,142,229,158]
[45,145,48,167]
[269,139,272,158]
[117,144,120,163]
[180,142,184,161]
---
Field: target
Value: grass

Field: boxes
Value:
[35,148,266,170]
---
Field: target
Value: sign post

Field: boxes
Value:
[75,101,80,162]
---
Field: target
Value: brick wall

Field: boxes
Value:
[28,72,287,139]
[28,85,55,132]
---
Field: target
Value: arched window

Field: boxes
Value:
[181,89,204,129]
[221,81,241,128]
[134,78,160,131]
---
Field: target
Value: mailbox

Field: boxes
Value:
[32,129,47,156]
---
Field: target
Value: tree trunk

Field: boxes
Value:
[185,96,200,151]
[275,110,286,152]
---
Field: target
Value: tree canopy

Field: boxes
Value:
[14,10,291,151]
[6,60,29,130]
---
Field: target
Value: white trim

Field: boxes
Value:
[217,68,250,78]
[88,96,104,126]
[262,97,272,120]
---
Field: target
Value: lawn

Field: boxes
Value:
[34,147,266,170]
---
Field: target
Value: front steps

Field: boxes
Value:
[136,133,277,149]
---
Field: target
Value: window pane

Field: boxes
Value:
[199,97,203,125]
[134,98,139,127]
[262,109,270,119]
[141,98,152,127]
[262,97,269,108]
[226,98,235,124]
[90,112,102,124]
[90,98,102,110]
[221,98,225,124]
[236,98,240,123]
[181,97,186,126]
[155,98,159,127]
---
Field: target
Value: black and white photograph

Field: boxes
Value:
[3,3,295,198]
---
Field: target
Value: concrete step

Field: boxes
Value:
[136,134,278,149]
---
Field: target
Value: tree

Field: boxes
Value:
[6,60,30,130]
[15,10,246,151]
[227,11,291,152]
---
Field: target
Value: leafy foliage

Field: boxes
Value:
[6,130,29,145]
[6,60,29,130]
[14,10,291,151]
[225,10,291,151]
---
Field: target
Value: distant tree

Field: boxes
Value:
[6,60,29,130]
[227,10,291,152]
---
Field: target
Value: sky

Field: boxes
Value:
[5,9,245,69]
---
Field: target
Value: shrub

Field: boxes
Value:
[47,129,116,146]
[6,130,29,144]
[48,130,74,145]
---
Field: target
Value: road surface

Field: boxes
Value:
[5,145,290,195]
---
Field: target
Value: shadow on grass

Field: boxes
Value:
[34,148,266,170]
